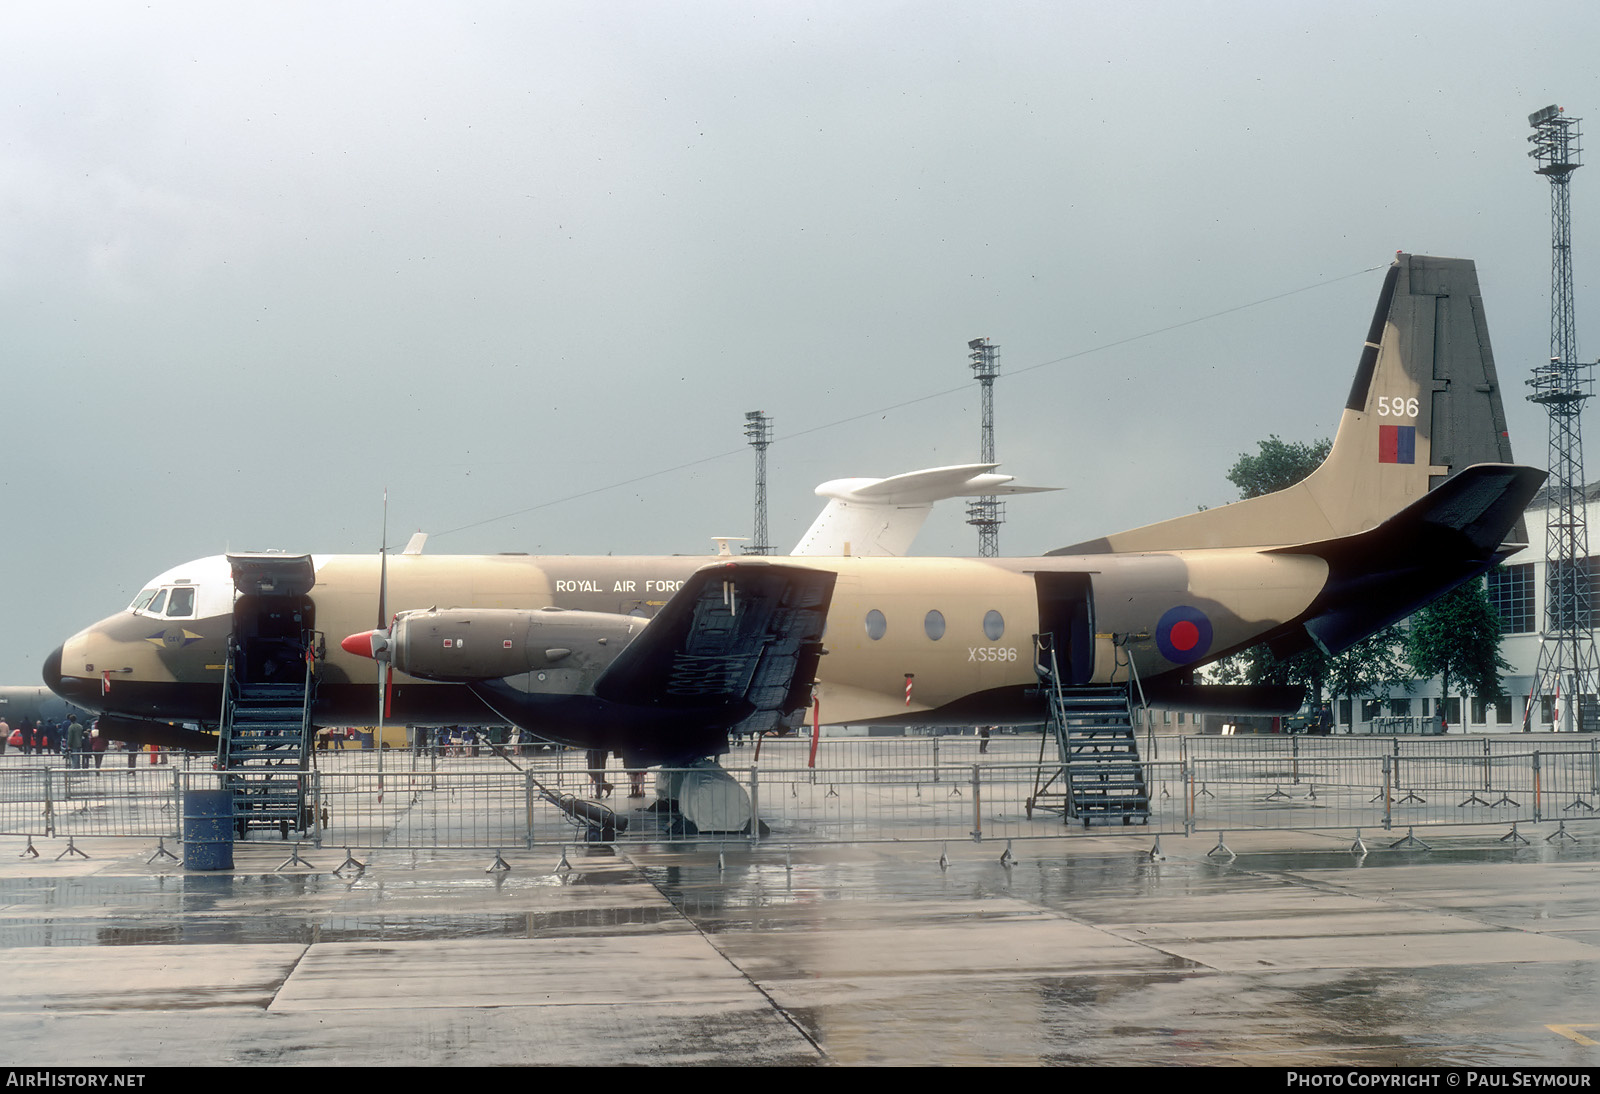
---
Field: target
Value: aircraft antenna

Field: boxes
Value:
[966,337,1003,556]
[743,410,774,556]
[1524,104,1600,731]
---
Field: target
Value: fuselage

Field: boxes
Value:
[46,548,1329,734]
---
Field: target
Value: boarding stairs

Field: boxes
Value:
[1027,639,1150,826]
[215,638,319,836]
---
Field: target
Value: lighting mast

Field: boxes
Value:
[966,337,1002,556]
[743,410,774,556]
[1525,104,1600,731]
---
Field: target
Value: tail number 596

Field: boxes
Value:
[1377,396,1419,418]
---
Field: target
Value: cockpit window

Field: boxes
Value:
[129,589,159,613]
[145,589,169,616]
[165,587,196,618]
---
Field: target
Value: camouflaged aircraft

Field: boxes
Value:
[45,254,1543,768]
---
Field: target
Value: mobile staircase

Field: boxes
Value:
[215,636,320,837]
[1027,635,1150,826]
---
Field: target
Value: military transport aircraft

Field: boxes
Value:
[46,254,1543,775]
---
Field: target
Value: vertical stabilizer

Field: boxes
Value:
[1051,253,1519,554]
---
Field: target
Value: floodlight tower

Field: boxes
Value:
[966,337,1003,556]
[743,410,773,556]
[1525,104,1600,730]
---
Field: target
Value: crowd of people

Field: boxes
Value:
[0,712,128,767]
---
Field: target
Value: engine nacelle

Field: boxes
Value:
[381,607,644,683]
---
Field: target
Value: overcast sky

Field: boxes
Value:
[5,1,1600,682]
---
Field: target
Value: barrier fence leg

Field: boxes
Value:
[311,770,323,848]
[970,764,982,842]
[1184,762,1195,836]
[748,766,761,846]
[171,767,182,841]
[525,772,535,849]
[1383,755,1393,830]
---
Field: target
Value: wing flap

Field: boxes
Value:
[592,561,835,732]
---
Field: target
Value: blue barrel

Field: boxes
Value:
[182,789,235,870]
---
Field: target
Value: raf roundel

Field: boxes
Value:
[1155,605,1213,664]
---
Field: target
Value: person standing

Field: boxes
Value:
[66,716,85,769]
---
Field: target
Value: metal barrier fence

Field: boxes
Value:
[0,765,182,839]
[2,737,1596,849]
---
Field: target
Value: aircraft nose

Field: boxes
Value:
[42,643,94,705]
[42,644,64,693]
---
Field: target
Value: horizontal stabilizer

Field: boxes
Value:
[1285,463,1545,656]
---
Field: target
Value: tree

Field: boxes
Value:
[1407,580,1509,727]
[1226,435,1332,499]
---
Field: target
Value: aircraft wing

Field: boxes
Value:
[592,560,835,735]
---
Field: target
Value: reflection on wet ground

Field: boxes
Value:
[0,825,1596,1065]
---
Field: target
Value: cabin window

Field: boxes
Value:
[924,610,946,641]
[983,610,1004,640]
[165,586,196,618]
[865,610,887,641]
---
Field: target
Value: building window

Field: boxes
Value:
[1486,564,1535,634]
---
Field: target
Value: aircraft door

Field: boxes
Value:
[227,554,318,685]
[232,594,315,684]
[1034,572,1096,686]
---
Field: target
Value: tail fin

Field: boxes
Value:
[1052,253,1521,555]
